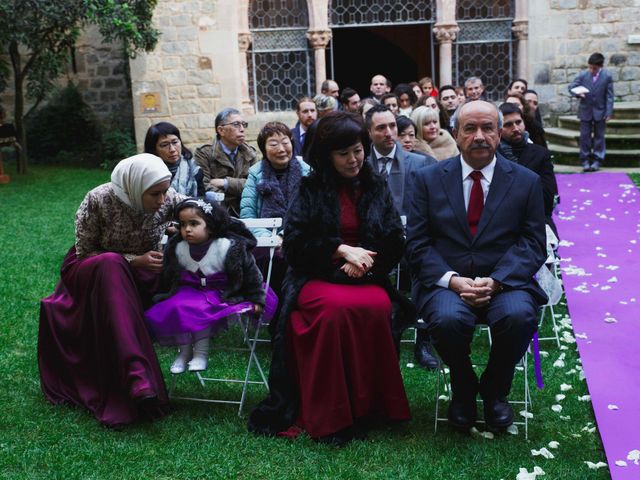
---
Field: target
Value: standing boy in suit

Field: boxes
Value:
[568,52,614,172]
[406,101,547,431]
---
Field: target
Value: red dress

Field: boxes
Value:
[288,186,411,438]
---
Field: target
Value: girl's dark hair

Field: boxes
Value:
[393,83,418,106]
[305,111,370,177]
[257,121,293,159]
[396,115,417,135]
[175,198,230,239]
[144,122,193,160]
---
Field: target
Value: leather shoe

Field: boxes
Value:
[447,399,477,431]
[414,340,439,370]
[591,161,601,172]
[582,162,592,172]
[483,398,514,429]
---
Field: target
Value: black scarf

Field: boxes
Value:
[255,158,302,219]
[498,131,529,163]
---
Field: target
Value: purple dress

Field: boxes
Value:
[145,270,278,346]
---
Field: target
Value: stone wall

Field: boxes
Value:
[129,0,223,151]
[529,0,640,123]
[0,25,131,127]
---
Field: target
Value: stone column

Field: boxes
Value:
[433,24,460,86]
[238,32,254,115]
[306,29,332,94]
[513,0,529,80]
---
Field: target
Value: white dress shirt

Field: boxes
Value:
[436,155,497,288]
[372,145,397,176]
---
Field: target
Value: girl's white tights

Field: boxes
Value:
[188,337,210,372]
[170,344,193,374]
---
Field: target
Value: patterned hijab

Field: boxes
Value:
[111,153,171,212]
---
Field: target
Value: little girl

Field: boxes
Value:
[145,198,277,373]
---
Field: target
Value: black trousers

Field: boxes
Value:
[420,288,537,401]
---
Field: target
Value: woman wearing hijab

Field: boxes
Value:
[38,154,185,427]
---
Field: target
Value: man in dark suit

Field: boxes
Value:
[568,52,614,172]
[365,104,438,369]
[291,97,317,157]
[498,102,559,235]
[406,101,547,431]
[365,104,435,215]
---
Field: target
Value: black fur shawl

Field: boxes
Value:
[247,163,416,436]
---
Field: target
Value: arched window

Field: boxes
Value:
[454,0,516,101]
[248,0,313,112]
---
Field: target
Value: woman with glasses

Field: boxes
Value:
[144,122,204,197]
[240,122,311,326]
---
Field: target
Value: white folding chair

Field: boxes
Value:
[434,327,533,439]
[168,217,282,416]
[537,225,563,347]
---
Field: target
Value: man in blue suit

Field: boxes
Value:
[365,104,438,369]
[568,52,614,172]
[406,101,547,431]
[291,97,317,158]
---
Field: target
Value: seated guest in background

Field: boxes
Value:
[291,97,318,157]
[393,83,418,116]
[506,78,528,97]
[369,74,389,102]
[359,97,378,119]
[366,105,435,215]
[438,84,459,134]
[144,122,204,197]
[525,89,545,128]
[380,93,400,115]
[504,93,548,148]
[397,115,433,158]
[195,108,257,217]
[314,94,338,118]
[339,87,361,113]
[498,103,558,235]
[406,101,547,432]
[410,81,422,99]
[464,76,486,101]
[415,94,439,111]
[240,122,311,320]
[39,154,185,427]
[411,106,459,161]
[419,76,438,98]
[249,111,413,445]
[320,79,340,102]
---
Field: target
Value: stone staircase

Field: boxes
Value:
[546,101,640,167]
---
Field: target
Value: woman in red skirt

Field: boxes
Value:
[249,112,414,445]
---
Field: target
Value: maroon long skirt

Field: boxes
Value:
[38,248,168,427]
[289,280,411,439]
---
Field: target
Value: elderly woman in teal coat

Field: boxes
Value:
[240,122,311,319]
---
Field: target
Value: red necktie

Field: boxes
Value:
[467,170,484,236]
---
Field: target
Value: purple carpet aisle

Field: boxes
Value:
[555,172,640,478]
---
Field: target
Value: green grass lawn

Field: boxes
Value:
[0,167,612,479]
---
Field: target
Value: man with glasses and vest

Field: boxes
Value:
[195,108,257,216]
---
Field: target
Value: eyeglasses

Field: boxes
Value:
[158,139,181,150]
[220,121,248,129]
[266,139,292,149]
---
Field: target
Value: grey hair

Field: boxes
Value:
[214,108,241,138]
[452,101,503,131]
[464,76,484,88]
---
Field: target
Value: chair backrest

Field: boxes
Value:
[239,217,283,286]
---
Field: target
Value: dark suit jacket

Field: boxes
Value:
[568,68,614,122]
[291,122,305,158]
[406,154,547,313]
[498,142,557,219]
[368,142,436,216]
